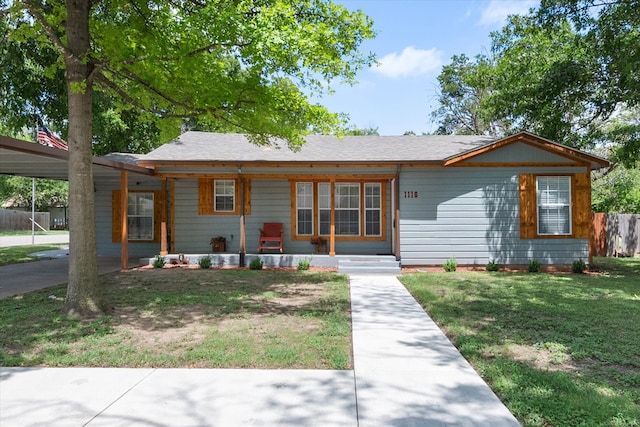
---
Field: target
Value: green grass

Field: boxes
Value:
[0,230,69,236]
[0,269,351,369]
[400,257,640,427]
[0,244,65,266]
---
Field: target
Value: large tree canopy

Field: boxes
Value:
[432,0,639,169]
[4,0,375,316]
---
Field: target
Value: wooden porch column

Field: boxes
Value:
[239,172,246,266]
[120,171,128,271]
[394,167,401,260]
[160,178,168,256]
[329,180,336,256]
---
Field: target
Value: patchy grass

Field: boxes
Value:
[0,269,351,369]
[400,257,640,427]
[0,244,65,266]
[0,230,69,236]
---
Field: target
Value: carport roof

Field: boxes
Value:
[0,135,154,181]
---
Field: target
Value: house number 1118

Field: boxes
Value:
[404,191,419,198]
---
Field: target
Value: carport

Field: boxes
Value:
[0,134,157,270]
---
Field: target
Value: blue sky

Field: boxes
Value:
[315,0,539,135]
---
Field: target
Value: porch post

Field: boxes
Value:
[394,166,401,261]
[160,178,168,256]
[239,170,246,266]
[120,171,128,271]
[329,180,336,256]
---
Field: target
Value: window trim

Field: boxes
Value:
[214,179,236,213]
[536,176,572,236]
[127,192,155,241]
[290,180,387,242]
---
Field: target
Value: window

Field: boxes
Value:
[296,182,313,235]
[214,180,235,212]
[335,183,360,235]
[292,181,385,240]
[365,183,382,236]
[318,183,331,235]
[128,193,154,240]
[537,176,571,235]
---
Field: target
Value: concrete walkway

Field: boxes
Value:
[0,233,69,247]
[0,275,520,427]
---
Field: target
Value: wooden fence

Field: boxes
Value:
[592,213,640,257]
[0,209,50,231]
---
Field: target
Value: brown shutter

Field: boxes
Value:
[112,190,122,242]
[572,173,591,238]
[519,174,536,239]
[198,179,214,215]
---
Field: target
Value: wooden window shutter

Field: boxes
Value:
[572,173,591,238]
[198,179,214,215]
[519,174,536,239]
[112,190,122,242]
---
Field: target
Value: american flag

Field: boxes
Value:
[37,125,68,151]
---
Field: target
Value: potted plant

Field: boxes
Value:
[310,237,327,254]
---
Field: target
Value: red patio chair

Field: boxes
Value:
[258,222,284,253]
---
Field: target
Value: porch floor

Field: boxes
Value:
[143,253,400,273]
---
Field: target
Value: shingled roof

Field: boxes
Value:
[136,131,497,164]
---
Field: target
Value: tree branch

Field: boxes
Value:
[20,0,70,58]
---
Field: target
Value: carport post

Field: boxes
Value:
[120,171,128,270]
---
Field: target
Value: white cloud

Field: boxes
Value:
[373,46,444,79]
[480,0,538,26]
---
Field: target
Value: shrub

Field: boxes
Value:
[249,257,263,270]
[198,256,212,269]
[443,257,457,272]
[572,259,587,274]
[152,255,165,268]
[528,259,541,273]
[486,260,500,272]
[297,258,311,271]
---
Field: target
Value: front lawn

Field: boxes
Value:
[0,269,351,369]
[400,257,640,427]
[0,244,65,266]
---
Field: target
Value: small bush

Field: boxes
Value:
[152,255,165,269]
[486,260,500,272]
[198,256,212,269]
[572,259,587,274]
[528,259,541,273]
[443,257,457,272]
[297,258,311,271]
[249,258,263,270]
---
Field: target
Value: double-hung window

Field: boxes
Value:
[128,193,154,240]
[214,179,235,212]
[335,183,360,235]
[537,176,571,235]
[293,181,384,239]
[364,183,382,236]
[296,183,314,235]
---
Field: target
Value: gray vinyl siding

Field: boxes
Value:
[398,166,588,266]
[464,141,573,164]
[174,178,392,255]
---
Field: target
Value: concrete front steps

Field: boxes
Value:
[337,256,401,275]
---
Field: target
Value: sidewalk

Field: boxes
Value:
[0,275,520,426]
[0,233,69,247]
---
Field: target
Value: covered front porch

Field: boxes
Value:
[142,253,402,274]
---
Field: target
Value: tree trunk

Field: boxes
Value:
[63,0,103,316]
